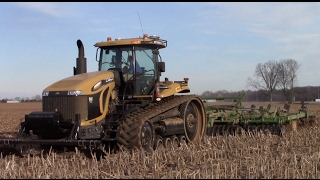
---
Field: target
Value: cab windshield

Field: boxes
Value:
[98,46,156,95]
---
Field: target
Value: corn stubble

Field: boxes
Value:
[0,102,320,179]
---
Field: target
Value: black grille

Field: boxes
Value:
[43,96,88,123]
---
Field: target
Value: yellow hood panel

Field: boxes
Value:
[43,71,114,94]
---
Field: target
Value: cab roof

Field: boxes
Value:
[94,34,167,49]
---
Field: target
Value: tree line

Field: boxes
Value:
[1,95,42,103]
[200,58,319,103]
[247,59,301,103]
[200,86,320,103]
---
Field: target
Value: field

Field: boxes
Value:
[0,102,320,178]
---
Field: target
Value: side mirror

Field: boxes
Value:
[158,62,165,72]
[95,48,100,62]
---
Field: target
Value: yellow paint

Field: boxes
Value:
[160,82,190,98]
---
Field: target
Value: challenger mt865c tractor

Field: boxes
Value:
[0,34,207,157]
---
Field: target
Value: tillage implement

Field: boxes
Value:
[204,93,316,136]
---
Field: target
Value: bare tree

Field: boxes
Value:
[285,59,301,103]
[34,95,42,101]
[277,59,290,102]
[247,60,280,103]
[200,91,214,98]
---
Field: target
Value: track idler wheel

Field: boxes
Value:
[179,97,206,143]
[140,121,155,151]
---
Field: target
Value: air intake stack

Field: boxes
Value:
[74,39,87,75]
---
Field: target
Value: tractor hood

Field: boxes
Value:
[43,71,115,95]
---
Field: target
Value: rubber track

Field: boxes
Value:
[117,94,199,149]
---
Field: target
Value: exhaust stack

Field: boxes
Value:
[74,39,87,75]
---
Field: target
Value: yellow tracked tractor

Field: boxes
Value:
[0,34,207,157]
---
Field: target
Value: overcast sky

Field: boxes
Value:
[1,2,320,99]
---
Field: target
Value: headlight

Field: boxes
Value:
[91,78,114,92]
[67,90,83,96]
[92,81,103,91]
[42,91,49,96]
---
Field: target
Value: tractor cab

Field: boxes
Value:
[95,34,166,99]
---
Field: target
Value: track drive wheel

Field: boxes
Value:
[179,97,207,143]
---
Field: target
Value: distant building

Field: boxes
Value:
[202,99,217,103]
[7,100,20,103]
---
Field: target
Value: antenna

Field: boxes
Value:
[137,11,144,36]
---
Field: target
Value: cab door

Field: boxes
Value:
[133,48,156,95]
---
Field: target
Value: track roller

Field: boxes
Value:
[163,137,172,149]
[170,135,179,149]
[177,135,186,146]
[153,135,164,150]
